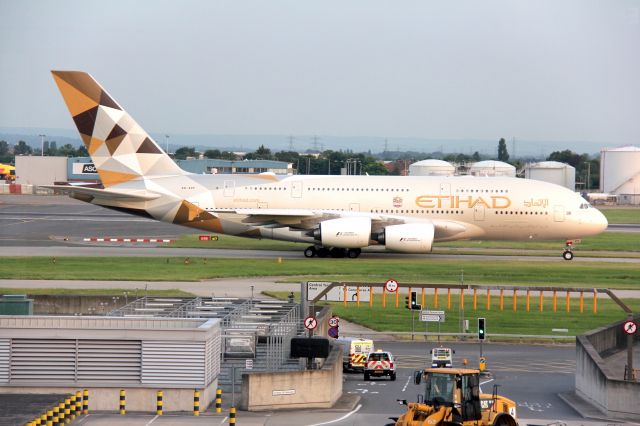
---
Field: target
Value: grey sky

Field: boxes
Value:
[0,0,638,148]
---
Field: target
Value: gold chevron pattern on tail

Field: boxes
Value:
[51,71,185,187]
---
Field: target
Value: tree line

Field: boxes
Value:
[0,140,88,163]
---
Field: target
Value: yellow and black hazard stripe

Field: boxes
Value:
[351,353,366,367]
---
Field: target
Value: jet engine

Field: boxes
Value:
[377,223,435,253]
[313,217,372,248]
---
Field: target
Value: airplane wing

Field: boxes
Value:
[212,208,467,238]
[43,185,161,201]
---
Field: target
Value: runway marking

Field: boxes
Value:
[402,374,412,392]
[308,403,362,426]
[76,414,90,424]
[144,415,159,425]
[220,416,228,424]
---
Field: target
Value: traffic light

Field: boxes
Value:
[410,291,419,310]
[478,317,486,340]
[404,296,410,310]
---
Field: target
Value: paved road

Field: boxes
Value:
[66,342,639,425]
[1,195,638,263]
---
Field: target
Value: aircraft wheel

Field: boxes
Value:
[317,247,330,258]
[562,250,574,261]
[347,248,361,259]
[304,246,316,258]
[330,248,346,258]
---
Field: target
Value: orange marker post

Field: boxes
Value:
[566,291,570,313]
[513,289,517,312]
[539,291,544,312]
[434,288,439,308]
[356,286,360,307]
[343,286,347,307]
[593,290,597,314]
[486,289,491,311]
[395,287,399,308]
[580,291,584,313]
[526,289,530,312]
[447,288,451,310]
[553,290,557,312]
[369,286,373,308]
[473,289,477,310]
[383,287,386,308]
[499,289,504,311]
[421,287,425,308]
[460,289,465,310]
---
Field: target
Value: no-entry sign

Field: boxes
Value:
[623,320,637,335]
[304,316,318,330]
[385,279,399,293]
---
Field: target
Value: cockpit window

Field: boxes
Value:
[579,203,593,209]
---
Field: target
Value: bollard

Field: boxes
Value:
[193,389,200,416]
[52,406,60,426]
[156,390,163,415]
[119,389,126,415]
[75,391,82,417]
[229,406,236,425]
[479,357,486,372]
[83,389,89,414]
[63,397,71,424]
[215,388,222,413]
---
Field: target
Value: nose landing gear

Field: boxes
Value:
[562,241,574,260]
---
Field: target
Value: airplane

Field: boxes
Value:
[48,70,608,260]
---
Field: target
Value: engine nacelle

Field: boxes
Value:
[380,223,435,253]
[314,217,372,248]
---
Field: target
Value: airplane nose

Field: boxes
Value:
[594,209,608,233]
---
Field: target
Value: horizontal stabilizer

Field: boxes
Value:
[43,185,161,201]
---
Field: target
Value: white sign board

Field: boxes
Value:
[420,310,445,322]
[72,162,98,174]
[245,359,253,370]
[272,389,296,396]
[307,282,371,302]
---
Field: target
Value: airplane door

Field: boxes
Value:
[474,205,485,221]
[224,180,235,197]
[554,205,565,222]
[291,181,302,198]
[349,203,360,212]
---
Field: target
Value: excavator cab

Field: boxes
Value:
[396,368,516,426]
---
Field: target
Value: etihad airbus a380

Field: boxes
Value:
[48,71,608,260]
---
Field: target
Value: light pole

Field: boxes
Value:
[39,134,46,156]
[165,134,170,154]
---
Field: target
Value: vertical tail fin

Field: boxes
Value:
[51,71,185,187]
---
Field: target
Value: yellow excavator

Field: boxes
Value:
[393,368,518,426]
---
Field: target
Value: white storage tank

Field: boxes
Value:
[468,160,515,177]
[409,159,456,176]
[525,161,575,190]
[600,146,640,205]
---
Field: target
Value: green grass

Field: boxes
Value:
[599,208,640,224]
[1,257,639,289]
[0,288,194,296]
[171,230,639,253]
[265,290,639,336]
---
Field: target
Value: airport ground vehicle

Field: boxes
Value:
[364,349,396,381]
[337,337,374,371]
[0,163,15,182]
[430,347,454,368]
[394,368,518,426]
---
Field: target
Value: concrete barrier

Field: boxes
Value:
[240,345,342,411]
[575,314,640,420]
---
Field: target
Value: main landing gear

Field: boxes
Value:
[562,241,574,261]
[304,246,361,259]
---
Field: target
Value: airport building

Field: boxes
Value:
[524,161,575,190]
[600,146,640,205]
[11,156,293,187]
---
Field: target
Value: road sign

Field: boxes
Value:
[328,317,339,327]
[385,279,399,293]
[245,359,253,370]
[304,316,318,330]
[623,320,637,335]
[420,310,445,322]
[306,282,371,302]
[328,326,339,338]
